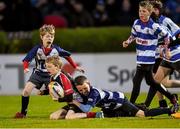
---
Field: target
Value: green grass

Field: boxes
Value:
[0,93,180,128]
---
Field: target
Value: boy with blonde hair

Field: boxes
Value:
[15,24,84,118]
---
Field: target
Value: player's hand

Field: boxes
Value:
[49,90,59,101]
[24,68,30,73]
[76,66,85,73]
[165,48,171,59]
[122,41,129,48]
[37,90,44,95]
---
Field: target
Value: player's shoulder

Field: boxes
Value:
[133,19,140,25]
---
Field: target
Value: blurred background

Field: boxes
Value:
[0,0,180,94]
[0,0,179,32]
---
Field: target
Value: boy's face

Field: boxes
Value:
[76,81,90,96]
[153,7,160,16]
[41,32,54,48]
[139,6,151,22]
[46,62,59,76]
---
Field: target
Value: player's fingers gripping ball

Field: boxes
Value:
[48,81,64,100]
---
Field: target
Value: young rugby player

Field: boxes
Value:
[144,0,180,108]
[45,56,104,119]
[122,0,178,111]
[72,75,178,118]
[15,24,84,118]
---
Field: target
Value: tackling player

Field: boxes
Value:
[72,75,179,118]
[15,24,84,118]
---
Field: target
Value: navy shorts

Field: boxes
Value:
[102,98,139,117]
[28,71,50,89]
[160,60,180,73]
[62,104,83,113]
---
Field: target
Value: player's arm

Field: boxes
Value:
[56,45,84,73]
[122,20,137,47]
[155,24,171,59]
[123,35,136,48]
[58,93,73,102]
[72,100,92,112]
[23,45,39,73]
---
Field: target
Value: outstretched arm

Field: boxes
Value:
[72,100,92,112]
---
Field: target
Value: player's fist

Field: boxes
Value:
[122,41,129,48]
[24,68,30,73]
[76,66,85,73]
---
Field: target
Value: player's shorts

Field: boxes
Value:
[153,58,162,73]
[102,98,139,117]
[62,104,83,113]
[28,71,50,89]
[160,60,180,73]
[120,98,139,116]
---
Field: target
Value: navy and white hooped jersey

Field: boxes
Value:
[84,86,125,110]
[23,44,71,72]
[155,15,180,63]
[156,15,180,36]
[131,18,169,64]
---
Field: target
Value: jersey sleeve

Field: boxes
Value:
[131,20,138,37]
[54,45,71,57]
[164,17,180,35]
[22,45,39,62]
[86,89,99,107]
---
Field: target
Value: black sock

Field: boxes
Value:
[21,96,29,115]
[144,108,171,117]
[145,87,157,107]
[152,83,174,101]
[159,99,168,108]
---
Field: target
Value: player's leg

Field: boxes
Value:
[15,82,36,118]
[143,107,174,117]
[154,62,178,107]
[130,66,145,104]
[145,66,177,106]
[144,58,162,107]
[65,110,87,119]
[50,108,67,120]
[15,72,49,118]
[144,86,157,107]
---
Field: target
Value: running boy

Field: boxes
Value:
[15,24,84,118]
[144,0,180,108]
[122,1,178,110]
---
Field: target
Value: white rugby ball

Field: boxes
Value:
[49,81,64,98]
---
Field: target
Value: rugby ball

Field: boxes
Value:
[49,81,64,98]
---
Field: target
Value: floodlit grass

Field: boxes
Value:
[0,93,180,128]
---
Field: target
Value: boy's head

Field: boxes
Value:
[39,24,55,48]
[150,0,163,20]
[45,55,62,75]
[74,75,90,96]
[139,1,153,22]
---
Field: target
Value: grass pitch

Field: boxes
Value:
[0,93,180,128]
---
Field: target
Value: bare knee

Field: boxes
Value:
[22,82,35,96]
[50,113,60,120]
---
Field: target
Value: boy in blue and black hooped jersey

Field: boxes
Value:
[72,75,179,118]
